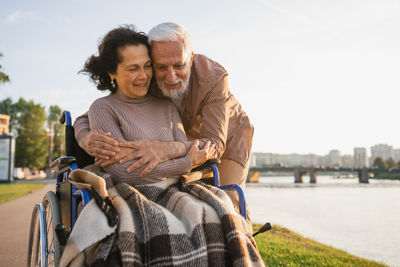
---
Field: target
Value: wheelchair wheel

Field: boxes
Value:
[27,191,62,267]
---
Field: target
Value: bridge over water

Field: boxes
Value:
[249,167,400,183]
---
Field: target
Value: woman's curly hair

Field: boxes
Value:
[80,25,150,93]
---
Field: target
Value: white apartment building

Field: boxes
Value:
[354,147,368,168]
[370,144,393,161]
[341,154,354,168]
[328,149,341,167]
[253,152,277,167]
[393,149,400,163]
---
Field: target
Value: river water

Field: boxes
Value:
[245,175,400,267]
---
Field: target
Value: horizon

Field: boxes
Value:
[1,0,399,155]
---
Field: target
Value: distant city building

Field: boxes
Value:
[0,114,10,135]
[354,147,368,168]
[371,144,393,162]
[251,144,398,169]
[393,149,400,163]
[341,154,354,168]
[328,149,341,167]
[253,152,276,167]
[249,153,257,167]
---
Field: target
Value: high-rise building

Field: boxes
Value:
[354,147,368,168]
[328,149,341,167]
[341,154,354,168]
[249,153,257,167]
[370,144,393,162]
[253,152,276,167]
[393,149,400,163]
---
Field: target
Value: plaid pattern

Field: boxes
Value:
[63,170,264,266]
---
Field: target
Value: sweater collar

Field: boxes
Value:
[111,89,150,103]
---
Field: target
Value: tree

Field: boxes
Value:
[386,158,396,169]
[373,157,388,170]
[0,53,10,84]
[13,98,48,169]
[47,105,65,161]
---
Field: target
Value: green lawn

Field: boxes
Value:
[0,183,45,204]
[253,224,387,267]
[372,173,400,180]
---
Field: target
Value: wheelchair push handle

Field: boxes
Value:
[192,158,221,172]
[59,111,72,126]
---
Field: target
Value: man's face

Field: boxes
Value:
[151,40,193,99]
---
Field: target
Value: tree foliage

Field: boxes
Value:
[373,157,388,170]
[386,158,396,169]
[47,105,65,161]
[1,97,65,169]
[0,53,10,84]
[13,98,48,169]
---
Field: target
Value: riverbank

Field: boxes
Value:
[372,173,400,180]
[253,224,386,266]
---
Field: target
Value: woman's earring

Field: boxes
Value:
[111,79,117,89]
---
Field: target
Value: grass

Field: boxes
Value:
[372,173,400,180]
[0,183,45,204]
[253,224,387,267]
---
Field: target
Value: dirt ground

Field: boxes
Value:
[0,184,55,267]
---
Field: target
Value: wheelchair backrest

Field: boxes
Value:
[61,111,95,169]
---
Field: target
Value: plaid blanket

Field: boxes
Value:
[60,169,264,267]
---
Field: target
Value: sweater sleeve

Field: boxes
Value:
[88,99,192,184]
[73,112,91,143]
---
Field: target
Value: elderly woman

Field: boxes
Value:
[60,25,263,266]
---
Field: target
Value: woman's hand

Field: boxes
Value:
[96,137,131,167]
[188,140,216,168]
[118,140,186,176]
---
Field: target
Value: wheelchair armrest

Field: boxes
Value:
[50,156,77,173]
[192,159,221,172]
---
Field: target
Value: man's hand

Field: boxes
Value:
[96,137,132,167]
[188,140,216,168]
[118,140,184,176]
[80,129,120,160]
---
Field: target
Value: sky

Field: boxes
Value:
[0,0,399,156]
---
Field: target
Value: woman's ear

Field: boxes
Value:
[108,72,114,81]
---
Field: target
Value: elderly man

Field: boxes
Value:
[74,22,253,190]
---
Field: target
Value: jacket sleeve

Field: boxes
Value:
[88,100,192,182]
[197,74,231,158]
[170,103,194,153]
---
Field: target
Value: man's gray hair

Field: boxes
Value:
[148,22,192,57]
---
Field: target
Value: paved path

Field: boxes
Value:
[0,184,55,267]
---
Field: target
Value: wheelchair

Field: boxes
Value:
[27,111,250,267]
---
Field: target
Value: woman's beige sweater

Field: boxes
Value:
[88,90,192,185]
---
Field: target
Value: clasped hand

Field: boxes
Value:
[88,131,215,177]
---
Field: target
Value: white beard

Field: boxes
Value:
[157,68,191,104]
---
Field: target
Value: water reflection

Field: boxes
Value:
[246,176,400,266]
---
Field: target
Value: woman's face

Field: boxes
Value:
[110,44,153,98]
